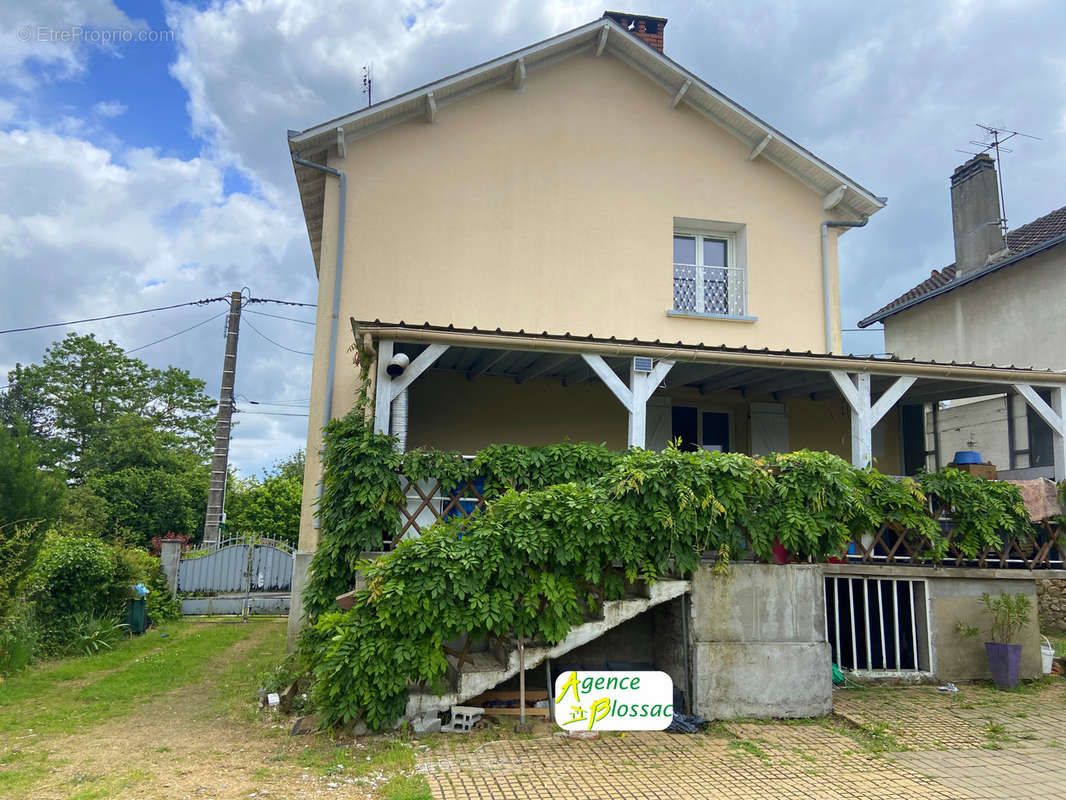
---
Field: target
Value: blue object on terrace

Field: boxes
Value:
[953,451,982,464]
[132,583,150,597]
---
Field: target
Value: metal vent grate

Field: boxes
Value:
[632,357,653,373]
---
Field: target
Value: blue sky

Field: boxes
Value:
[2,0,1065,477]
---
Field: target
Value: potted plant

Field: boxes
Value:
[958,591,1033,689]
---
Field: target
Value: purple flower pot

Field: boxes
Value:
[986,642,1022,689]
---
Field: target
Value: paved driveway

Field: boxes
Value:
[417,679,1066,799]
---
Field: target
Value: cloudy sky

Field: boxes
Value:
[2,0,1064,475]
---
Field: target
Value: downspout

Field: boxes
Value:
[821,217,868,354]
[293,156,346,527]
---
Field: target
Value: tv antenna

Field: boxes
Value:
[362,62,373,107]
[955,123,1041,243]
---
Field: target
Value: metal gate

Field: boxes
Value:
[825,575,930,675]
[177,536,293,615]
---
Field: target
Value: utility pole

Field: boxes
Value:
[203,291,242,548]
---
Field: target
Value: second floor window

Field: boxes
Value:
[672,232,745,317]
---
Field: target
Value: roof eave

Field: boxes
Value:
[858,233,1066,328]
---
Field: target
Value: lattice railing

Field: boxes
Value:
[839,518,1066,570]
[390,474,489,549]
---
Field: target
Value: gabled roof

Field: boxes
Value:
[289,16,885,273]
[858,204,1066,327]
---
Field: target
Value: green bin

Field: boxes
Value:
[125,597,147,635]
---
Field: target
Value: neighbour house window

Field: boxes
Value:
[672,232,746,317]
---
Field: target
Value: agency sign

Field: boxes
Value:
[553,670,674,731]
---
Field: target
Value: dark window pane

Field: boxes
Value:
[673,235,696,265]
[702,238,727,267]
[702,411,729,451]
[672,406,698,451]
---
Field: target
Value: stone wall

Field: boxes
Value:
[1037,579,1066,633]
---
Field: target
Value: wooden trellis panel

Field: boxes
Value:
[390,475,488,549]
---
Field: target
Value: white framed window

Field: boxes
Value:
[670,220,748,318]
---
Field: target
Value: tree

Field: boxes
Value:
[0,423,65,530]
[6,333,215,478]
[224,452,304,544]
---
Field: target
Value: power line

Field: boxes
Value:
[125,310,229,354]
[0,297,228,336]
[246,297,317,308]
[244,309,315,325]
[237,410,310,417]
[242,318,313,356]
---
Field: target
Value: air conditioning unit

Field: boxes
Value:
[632,357,653,374]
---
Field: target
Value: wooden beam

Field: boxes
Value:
[629,360,675,448]
[516,354,571,384]
[425,92,437,123]
[466,350,511,381]
[698,367,766,395]
[582,353,633,412]
[1015,384,1065,433]
[1016,384,1066,482]
[829,370,860,412]
[742,370,828,399]
[512,57,526,90]
[334,126,346,159]
[670,79,692,108]
[823,184,848,211]
[388,344,449,400]
[869,376,916,427]
[595,24,609,56]
[747,134,772,161]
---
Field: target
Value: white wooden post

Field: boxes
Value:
[1054,388,1065,483]
[1014,383,1066,482]
[373,341,449,437]
[581,354,674,448]
[374,339,394,434]
[830,370,871,467]
[830,371,916,468]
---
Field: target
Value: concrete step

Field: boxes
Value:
[405,578,690,719]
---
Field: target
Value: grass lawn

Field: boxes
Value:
[0,617,431,800]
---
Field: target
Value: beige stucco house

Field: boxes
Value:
[859,154,1066,478]
[286,11,1066,643]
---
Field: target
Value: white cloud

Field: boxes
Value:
[92,99,126,117]
[0,0,138,90]
[0,125,315,474]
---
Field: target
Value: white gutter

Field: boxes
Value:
[356,323,1066,386]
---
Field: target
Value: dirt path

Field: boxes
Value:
[2,620,388,800]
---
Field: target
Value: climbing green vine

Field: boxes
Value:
[301,410,1032,730]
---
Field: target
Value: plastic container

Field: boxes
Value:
[1041,635,1055,675]
[125,597,147,635]
[953,450,982,464]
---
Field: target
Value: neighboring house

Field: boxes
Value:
[858,154,1066,478]
[285,12,1066,696]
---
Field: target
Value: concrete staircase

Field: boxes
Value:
[404,578,690,718]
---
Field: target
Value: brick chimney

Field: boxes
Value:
[950,154,1008,277]
[602,11,667,53]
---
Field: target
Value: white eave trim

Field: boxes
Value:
[288,17,885,216]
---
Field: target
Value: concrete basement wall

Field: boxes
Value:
[926,574,1042,681]
[689,563,832,719]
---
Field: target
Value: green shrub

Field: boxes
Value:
[0,602,39,676]
[68,613,128,656]
[28,535,120,618]
[0,521,46,620]
[111,544,181,626]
